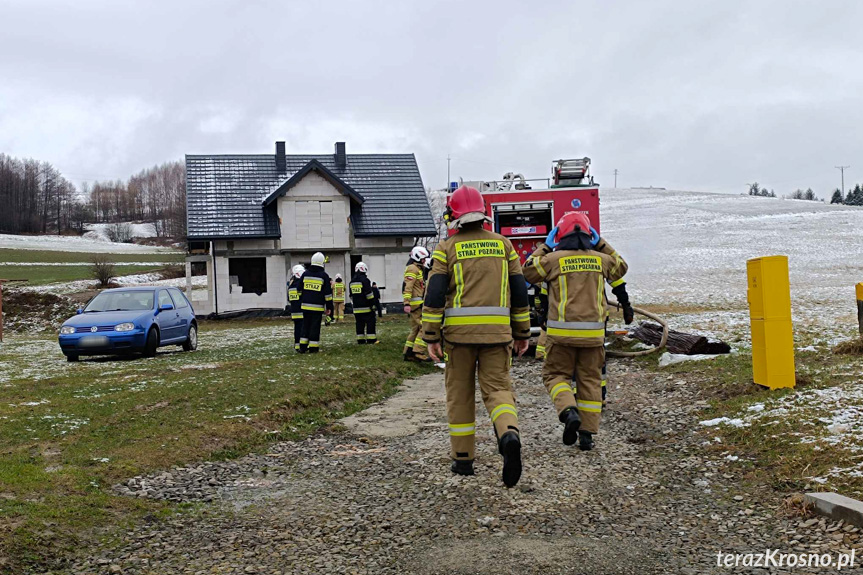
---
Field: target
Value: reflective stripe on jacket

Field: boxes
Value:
[422,227,530,345]
[523,242,627,347]
[288,277,304,319]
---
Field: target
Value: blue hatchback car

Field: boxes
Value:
[58,286,197,362]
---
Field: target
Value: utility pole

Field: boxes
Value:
[836,165,850,197]
[447,155,451,189]
[613,169,618,188]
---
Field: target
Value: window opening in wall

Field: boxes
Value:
[228,257,267,295]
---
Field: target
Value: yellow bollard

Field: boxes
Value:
[746,255,795,389]
[856,283,863,336]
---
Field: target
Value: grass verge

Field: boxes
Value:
[0,316,432,574]
[0,264,169,286]
[0,248,183,264]
[637,332,863,498]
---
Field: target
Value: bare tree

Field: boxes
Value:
[90,255,117,287]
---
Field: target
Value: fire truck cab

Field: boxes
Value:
[447,157,601,265]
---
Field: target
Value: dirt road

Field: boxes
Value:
[54,360,859,575]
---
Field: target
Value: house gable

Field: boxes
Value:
[261,160,364,207]
[277,171,352,250]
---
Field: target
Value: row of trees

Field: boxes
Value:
[830,185,863,206]
[0,153,186,238]
[0,154,82,235]
[84,162,186,237]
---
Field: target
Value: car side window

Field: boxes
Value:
[168,288,189,308]
[158,290,174,308]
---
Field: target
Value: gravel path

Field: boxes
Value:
[50,360,861,574]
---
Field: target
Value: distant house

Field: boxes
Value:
[183,141,436,316]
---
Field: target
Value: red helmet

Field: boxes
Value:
[556,211,592,240]
[448,186,486,220]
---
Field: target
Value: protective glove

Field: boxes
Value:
[545,226,560,250]
[622,302,635,325]
[589,227,600,246]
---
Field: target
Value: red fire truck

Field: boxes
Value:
[447,158,600,264]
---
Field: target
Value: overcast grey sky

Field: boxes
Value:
[1,0,862,196]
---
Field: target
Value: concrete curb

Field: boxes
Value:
[805,492,863,527]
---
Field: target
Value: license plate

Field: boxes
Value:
[79,336,109,348]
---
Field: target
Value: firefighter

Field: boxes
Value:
[423,185,531,487]
[522,211,632,451]
[403,245,430,361]
[332,274,346,322]
[287,264,305,352]
[298,252,333,353]
[350,262,378,344]
[371,282,383,317]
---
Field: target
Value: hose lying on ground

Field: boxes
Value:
[605,302,669,358]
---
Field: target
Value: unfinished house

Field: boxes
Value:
[184,141,436,316]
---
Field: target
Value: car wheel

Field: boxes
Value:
[182,323,198,352]
[143,327,159,357]
[66,354,79,362]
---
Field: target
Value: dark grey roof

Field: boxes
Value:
[186,152,436,239]
[261,160,365,207]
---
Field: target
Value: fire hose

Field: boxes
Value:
[605,302,668,358]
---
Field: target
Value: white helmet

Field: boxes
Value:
[335,273,342,280]
[355,261,368,273]
[291,264,305,278]
[311,252,325,266]
[410,246,430,262]
[423,256,432,270]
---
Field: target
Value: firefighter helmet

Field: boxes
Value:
[311,252,326,266]
[556,211,592,240]
[423,256,432,270]
[291,264,305,278]
[410,246,429,262]
[449,185,485,220]
[335,273,342,281]
[355,262,368,273]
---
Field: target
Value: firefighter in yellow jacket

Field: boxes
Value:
[403,246,430,361]
[423,185,531,487]
[332,274,346,322]
[523,211,632,451]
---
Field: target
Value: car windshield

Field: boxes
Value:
[84,291,154,312]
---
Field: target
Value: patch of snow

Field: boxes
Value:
[699,417,749,428]
[659,352,723,367]
[0,232,175,253]
[83,222,157,242]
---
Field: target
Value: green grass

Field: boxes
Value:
[0,248,182,264]
[0,264,171,286]
[0,316,432,574]
[638,334,863,498]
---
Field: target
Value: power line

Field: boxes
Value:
[836,165,850,195]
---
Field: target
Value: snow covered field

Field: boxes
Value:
[82,222,158,243]
[0,232,174,253]
[602,188,863,344]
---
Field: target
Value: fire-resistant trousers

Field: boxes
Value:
[444,342,519,461]
[333,301,345,321]
[572,361,608,405]
[292,318,303,352]
[536,328,548,359]
[403,306,428,359]
[354,312,377,344]
[299,311,323,353]
[543,341,605,433]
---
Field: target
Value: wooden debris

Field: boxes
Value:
[631,322,730,355]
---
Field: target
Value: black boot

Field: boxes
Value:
[451,459,474,476]
[559,407,581,446]
[578,430,594,451]
[498,431,522,488]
